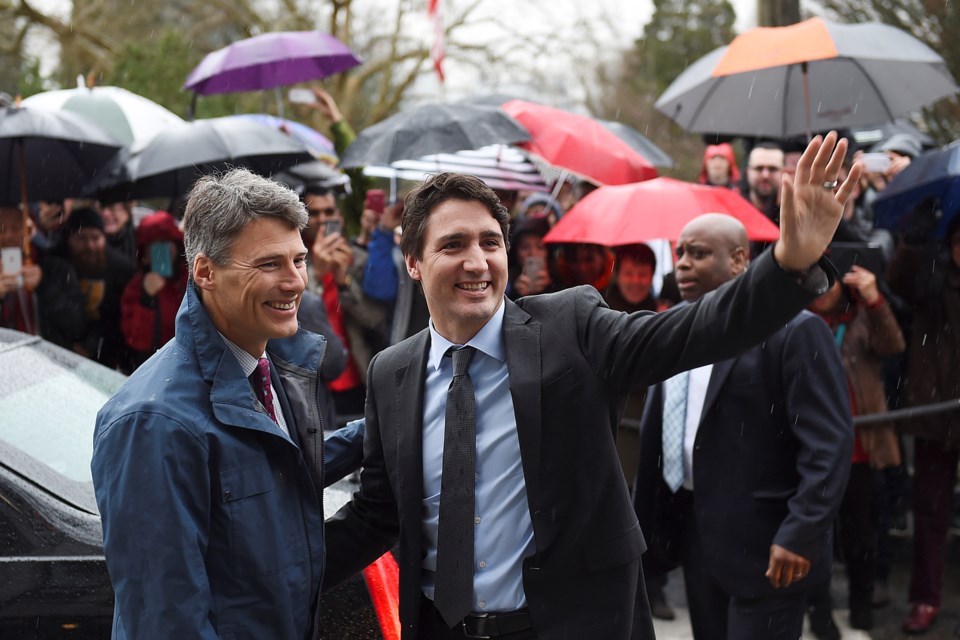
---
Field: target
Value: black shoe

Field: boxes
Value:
[872,582,891,608]
[648,588,675,621]
[850,605,874,631]
[808,605,841,640]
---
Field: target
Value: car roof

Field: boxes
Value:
[0,328,126,515]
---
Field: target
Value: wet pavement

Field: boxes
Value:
[653,529,960,639]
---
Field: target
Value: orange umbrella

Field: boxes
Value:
[656,17,957,139]
[542,177,780,247]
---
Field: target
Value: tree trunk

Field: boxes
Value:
[757,0,801,26]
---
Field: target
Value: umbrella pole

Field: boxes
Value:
[545,170,568,215]
[275,87,285,118]
[801,61,812,141]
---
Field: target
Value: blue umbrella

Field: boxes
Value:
[873,140,960,238]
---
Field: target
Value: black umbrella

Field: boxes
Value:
[599,120,674,168]
[1,102,122,260]
[98,116,314,199]
[340,103,530,168]
[0,104,122,204]
[272,160,350,195]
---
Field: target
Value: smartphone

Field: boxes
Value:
[150,241,174,278]
[322,219,342,237]
[365,189,386,215]
[860,152,891,173]
[1,246,23,276]
[522,256,545,280]
[288,88,315,104]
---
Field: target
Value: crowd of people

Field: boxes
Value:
[1,94,958,639]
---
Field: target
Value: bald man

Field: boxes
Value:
[632,214,853,640]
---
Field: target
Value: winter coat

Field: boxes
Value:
[120,212,188,368]
[92,283,363,639]
[887,242,960,444]
[816,293,905,467]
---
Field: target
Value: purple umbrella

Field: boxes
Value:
[183,31,362,96]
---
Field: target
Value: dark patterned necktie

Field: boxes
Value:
[253,357,278,424]
[434,345,478,627]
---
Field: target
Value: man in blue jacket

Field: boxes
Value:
[92,168,364,639]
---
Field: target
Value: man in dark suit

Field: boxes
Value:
[324,133,861,640]
[633,214,853,639]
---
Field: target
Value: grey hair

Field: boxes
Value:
[183,168,307,272]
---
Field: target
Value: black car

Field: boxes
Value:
[0,329,390,639]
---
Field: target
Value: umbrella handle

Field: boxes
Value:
[17,141,34,274]
[801,61,811,141]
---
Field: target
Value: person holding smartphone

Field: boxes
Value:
[120,211,188,370]
[0,204,43,334]
[507,215,553,299]
[309,187,390,419]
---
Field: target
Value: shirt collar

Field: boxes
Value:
[219,332,267,378]
[428,298,506,371]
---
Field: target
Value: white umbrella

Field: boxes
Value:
[22,85,185,152]
[363,144,549,193]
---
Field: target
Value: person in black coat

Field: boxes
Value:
[633,214,853,640]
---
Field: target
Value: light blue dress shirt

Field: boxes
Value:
[421,300,534,612]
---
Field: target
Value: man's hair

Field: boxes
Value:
[183,168,307,271]
[303,184,334,199]
[616,243,657,269]
[401,173,510,260]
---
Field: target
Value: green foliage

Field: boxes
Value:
[6,56,47,99]
[107,28,263,120]
[636,0,737,95]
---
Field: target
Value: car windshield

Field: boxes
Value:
[0,329,126,511]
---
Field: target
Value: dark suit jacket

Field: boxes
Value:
[634,310,853,599]
[324,251,833,640]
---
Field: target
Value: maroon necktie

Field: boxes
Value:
[253,357,278,424]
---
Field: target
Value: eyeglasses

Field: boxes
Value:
[748,165,783,174]
[308,207,338,217]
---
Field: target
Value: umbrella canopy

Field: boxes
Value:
[599,120,674,168]
[873,140,960,238]
[98,117,313,199]
[543,177,780,247]
[225,113,336,160]
[272,160,349,194]
[340,103,530,168]
[363,144,549,192]
[501,100,658,186]
[0,104,122,203]
[184,31,361,96]
[655,17,958,138]
[21,86,184,152]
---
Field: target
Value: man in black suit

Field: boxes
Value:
[633,214,853,639]
[324,133,861,640]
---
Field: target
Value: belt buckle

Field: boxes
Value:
[462,613,493,639]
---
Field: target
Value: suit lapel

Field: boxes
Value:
[503,300,543,515]
[699,357,737,424]
[394,332,429,515]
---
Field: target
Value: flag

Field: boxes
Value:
[427,0,445,82]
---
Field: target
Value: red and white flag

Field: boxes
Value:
[427,0,445,83]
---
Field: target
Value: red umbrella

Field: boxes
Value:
[543,177,780,246]
[501,99,657,186]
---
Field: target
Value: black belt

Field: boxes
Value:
[460,609,532,638]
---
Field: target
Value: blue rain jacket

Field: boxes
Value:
[92,283,363,639]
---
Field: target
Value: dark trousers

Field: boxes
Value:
[678,493,806,640]
[417,595,537,640]
[909,437,960,606]
[808,463,875,612]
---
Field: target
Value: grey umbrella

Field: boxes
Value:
[655,17,958,139]
[599,120,674,168]
[340,103,530,169]
[97,116,314,199]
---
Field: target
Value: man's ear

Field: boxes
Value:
[405,253,421,281]
[731,246,749,275]
[193,254,216,291]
